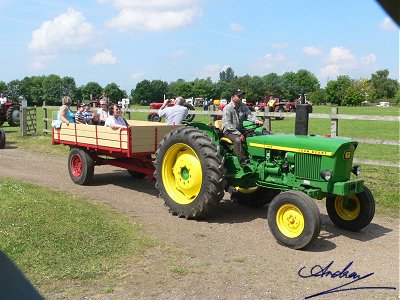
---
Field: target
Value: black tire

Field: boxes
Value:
[326,186,375,231]
[267,191,320,249]
[154,126,226,219]
[274,106,285,121]
[7,105,20,127]
[232,187,280,207]
[0,129,5,149]
[68,148,94,185]
[147,114,153,121]
[127,170,146,179]
[151,114,161,122]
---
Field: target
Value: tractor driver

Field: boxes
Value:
[222,89,263,165]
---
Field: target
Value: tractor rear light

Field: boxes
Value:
[352,165,361,176]
[320,170,331,181]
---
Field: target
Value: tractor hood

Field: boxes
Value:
[247,135,357,157]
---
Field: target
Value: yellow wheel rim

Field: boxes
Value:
[162,143,202,205]
[334,195,360,221]
[276,204,304,238]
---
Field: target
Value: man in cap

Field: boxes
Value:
[222,89,263,165]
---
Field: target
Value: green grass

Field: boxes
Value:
[0,178,153,293]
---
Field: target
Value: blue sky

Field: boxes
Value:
[0,0,398,92]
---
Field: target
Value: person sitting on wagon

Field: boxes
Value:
[96,99,109,126]
[222,89,263,165]
[105,104,128,129]
[82,101,97,125]
[57,96,75,125]
[75,103,85,124]
[158,96,188,125]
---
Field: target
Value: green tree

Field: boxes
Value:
[7,79,21,101]
[104,83,125,103]
[219,67,236,82]
[263,73,281,96]
[280,72,297,99]
[42,74,64,105]
[131,80,152,104]
[342,80,366,106]
[0,81,7,95]
[294,69,320,94]
[150,80,168,102]
[325,75,352,105]
[307,89,326,105]
[168,79,193,98]
[62,76,77,100]
[192,78,213,99]
[82,82,103,101]
[369,69,398,102]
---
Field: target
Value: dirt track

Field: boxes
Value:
[0,145,399,299]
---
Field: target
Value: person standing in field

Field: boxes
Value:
[158,96,188,125]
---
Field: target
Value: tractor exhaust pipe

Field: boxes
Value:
[295,90,312,135]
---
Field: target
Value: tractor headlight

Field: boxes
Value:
[352,165,361,176]
[320,170,332,181]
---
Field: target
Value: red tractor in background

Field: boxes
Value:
[0,101,21,127]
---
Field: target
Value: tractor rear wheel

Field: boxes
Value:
[326,186,375,231]
[154,126,226,219]
[0,129,5,149]
[68,148,94,185]
[267,191,320,249]
[232,187,280,207]
[7,105,20,127]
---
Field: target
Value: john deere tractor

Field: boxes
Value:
[154,115,375,250]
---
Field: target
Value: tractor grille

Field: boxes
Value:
[295,153,321,180]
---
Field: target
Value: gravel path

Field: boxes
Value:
[0,146,398,300]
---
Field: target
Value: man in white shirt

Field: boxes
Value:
[158,96,188,125]
[96,100,109,125]
[0,94,7,111]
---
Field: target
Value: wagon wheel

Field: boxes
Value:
[68,148,94,185]
[6,105,20,127]
[267,190,320,249]
[0,129,5,149]
[154,126,226,219]
[232,187,280,207]
[326,186,375,231]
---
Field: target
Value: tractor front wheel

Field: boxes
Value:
[0,129,5,149]
[232,187,280,207]
[267,191,320,249]
[154,126,225,219]
[326,186,375,231]
[68,148,94,185]
[7,105,20,127]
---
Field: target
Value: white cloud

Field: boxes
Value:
[28,8,95,70]
[195,64,230,81]
[105,0,202,32]
[170,50,188,60]
[303,46,321,56]
[319,47,377,79]
[89,49,117,65]
[230,22,243,32]
[380,17,397,31]
[28,8,94,54]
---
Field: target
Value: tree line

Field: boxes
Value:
[0,68,398,106]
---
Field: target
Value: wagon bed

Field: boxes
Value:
[52,120,182,182]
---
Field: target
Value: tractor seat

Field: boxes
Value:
[214,120,233,144]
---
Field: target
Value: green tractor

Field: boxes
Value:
[154,119,375,250]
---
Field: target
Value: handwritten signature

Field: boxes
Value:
[298,260,396,299]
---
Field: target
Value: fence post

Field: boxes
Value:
[21,99,27,137]
[43,101,48,134]
[263,107,272,132]
[331,107,338,137]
